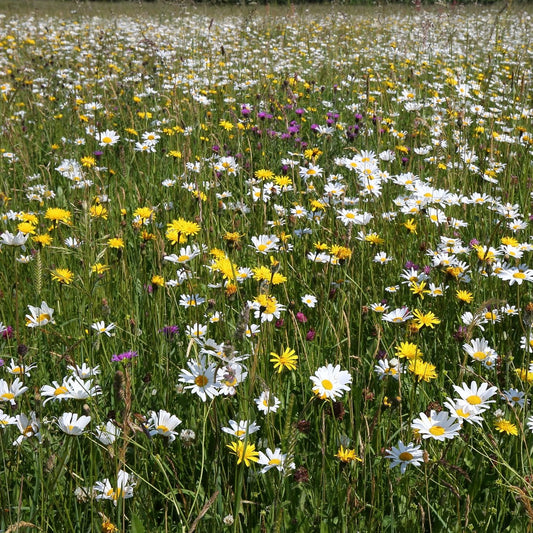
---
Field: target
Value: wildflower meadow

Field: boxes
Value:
[0,1,533,531]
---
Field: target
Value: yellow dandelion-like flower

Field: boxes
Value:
[219,120,234,131]
[254,169,274,180]
[473,245,496,264]
[107,237,124,249]
[141,230,156,242]
[409,281,430,300]
[335,445,362,463]
[227,441,259,466]
[412,309,441,329]
[330,245,352,260]
[364,233,385,245]
[408,359,437,382]
[445,265,465,279]
[304,147,322,160]
[91,263,110,275]
[81,156,96,168]
[17,221,36,235]
[310,199,327,211]
[211,256,238,281]
[45,207,72,225]
[270,347,298,373]
[254,294,280,315]
[274,175,292,187]
[494,419,518,436]
[32,233,53,247]
[252,266,286,285]
[89,204,108,219]
[167,218,200,237]
[133,207,154,221]
[314,242,329,251]
[501,236,519,247]
[101,520,118,533]
[51,268,74,285]
[456,290,473,303]
[225,283,238,297]
[191,189,207,202]
[223,231,244,244]
[19,212,39,224]
[210,248,226,259]
[403,218,417,234]
[151,275,165,287]
[165,227,188,245]
[395,342,423,360]
[515,368,533,383]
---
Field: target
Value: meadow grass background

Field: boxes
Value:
[0,1,533,531]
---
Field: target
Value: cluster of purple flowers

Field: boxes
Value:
[111,351,138,363]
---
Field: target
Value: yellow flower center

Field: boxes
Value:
[321,379,333,390]
[37,313,50,324]
[398,451,413,461]
[429,425,445,436]
[472,351,486,360]
[194,375,208,387]
[177,255,190,262]
[466,395,481,405]
[456,409,470,418]
[236,429,245,437]
[102,136,112,144]
[257,244,267,252]
[156,425,169,433]
[514,272,526,279]
[268,458,281,465]
[1,392,14,400]
[54,386,68,396]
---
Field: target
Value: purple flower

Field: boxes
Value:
[111,350,138,363]
[0,359,4,367]
[2,326,14,339]
[160,325,179,339]
[453,327,468,342]
[376,350,387,360]
[469,239,480,248]
[306,328,316,341]
[295,312,308,323]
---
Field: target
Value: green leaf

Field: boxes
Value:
[131,514,146,533]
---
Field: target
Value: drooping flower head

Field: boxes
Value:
[25,301,55,328]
